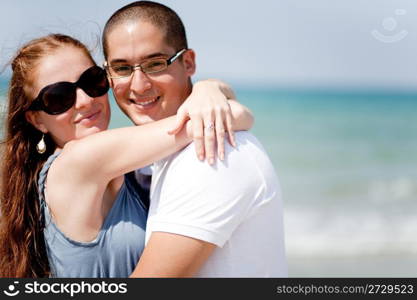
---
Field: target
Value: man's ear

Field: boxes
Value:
[109,77,114,89]
[103,62,114,89]
[182,49,196,76]
[25,111,48,133]
[106,73,114,89]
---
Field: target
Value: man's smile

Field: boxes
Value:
[129,96,161,108]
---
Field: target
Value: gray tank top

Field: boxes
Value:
[38,152,148,277]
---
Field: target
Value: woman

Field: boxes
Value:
[0,34,253,277]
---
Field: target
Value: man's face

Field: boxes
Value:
[105,20,196,125]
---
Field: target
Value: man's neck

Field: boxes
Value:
[178,78,193,106]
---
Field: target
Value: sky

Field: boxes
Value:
[1,0,417,90]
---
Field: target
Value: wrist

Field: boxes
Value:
[193,79,217,91]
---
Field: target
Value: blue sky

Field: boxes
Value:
[1,0,417,89]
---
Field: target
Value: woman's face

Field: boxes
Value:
[26,46,111,148]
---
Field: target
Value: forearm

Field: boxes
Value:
[191,80,253,131]
[130,232,216,278]
[63,116,192,181]
[189,79,254,130]
[229,100,254,131]
[193,79,236,99]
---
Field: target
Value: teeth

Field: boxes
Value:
[133,97,158,106]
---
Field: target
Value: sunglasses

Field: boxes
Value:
[29,65,109,115]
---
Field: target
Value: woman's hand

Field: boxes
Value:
[168,79,237,164]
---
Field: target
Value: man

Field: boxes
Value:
[102,1,287,277]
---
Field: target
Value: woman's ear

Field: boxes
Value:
[25,111,48,133]
[182,49,196,77]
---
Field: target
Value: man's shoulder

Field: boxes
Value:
[158,130,275,183]
[177,131,264,160]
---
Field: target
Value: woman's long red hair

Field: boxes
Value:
[0,34,94,277]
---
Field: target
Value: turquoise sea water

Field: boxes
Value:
[1,78,416,276]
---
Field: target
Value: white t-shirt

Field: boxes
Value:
[146,131,287,277]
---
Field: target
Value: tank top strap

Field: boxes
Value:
[37,152,60,217]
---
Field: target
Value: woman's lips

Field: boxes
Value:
[76,110,101,125]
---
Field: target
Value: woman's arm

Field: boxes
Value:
[59,115,191,184]
[228,99,254,132]
[199,79,236,99]
[56,101,252,185]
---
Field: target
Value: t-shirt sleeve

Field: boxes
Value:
[147,135,270,247]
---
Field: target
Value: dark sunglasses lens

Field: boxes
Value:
[42,82,76,115]
[78,66,109,97]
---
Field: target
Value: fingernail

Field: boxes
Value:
[209,158,214,165]
[230,135,236,147]
[199,155,204,161]
[220,152,224,161]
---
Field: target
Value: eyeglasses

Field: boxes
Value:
[104,49,187,79]
[29,66,109,115]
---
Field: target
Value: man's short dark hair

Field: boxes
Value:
[102,1,188,59]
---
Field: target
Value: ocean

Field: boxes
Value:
[1,78,416,277]
[235,88,417,276]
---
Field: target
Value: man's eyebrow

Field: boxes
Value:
[109,53,168,65]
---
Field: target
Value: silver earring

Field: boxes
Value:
[36,134,46,154]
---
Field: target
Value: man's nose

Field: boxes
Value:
[130,68,152,94]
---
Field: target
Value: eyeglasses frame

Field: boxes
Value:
[103,48,188,79]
